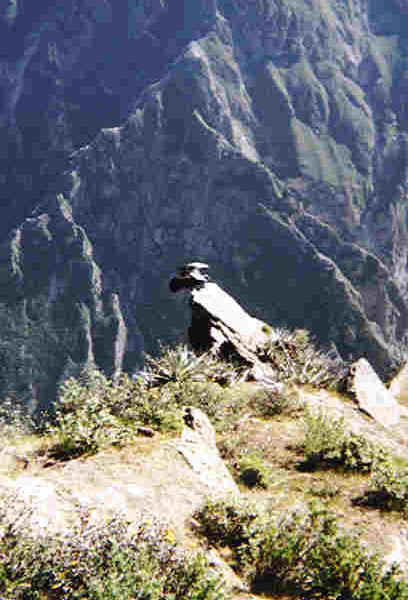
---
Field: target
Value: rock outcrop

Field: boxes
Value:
[0,407,238,537]
[170,263,272,370]
[0,194,127,411]
[346,358,404,428]
[169,262,286,386]
[2,1,408,404]
[390,361,408,403]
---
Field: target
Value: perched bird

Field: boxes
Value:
[169,262,210,292]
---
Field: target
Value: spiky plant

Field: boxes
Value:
[265,328,346,388]
[138,344,240,388]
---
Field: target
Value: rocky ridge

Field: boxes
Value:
[2,266,408,596]
[3,354,408,598]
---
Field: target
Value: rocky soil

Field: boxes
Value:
[3,383,408,598]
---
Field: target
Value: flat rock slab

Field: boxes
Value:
[349,358,402,428]
[0,411,238,538]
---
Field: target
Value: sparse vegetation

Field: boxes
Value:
[250,384,304,418]
[47,346,247,459]
[48,369,185,459]
[194,497,262,549]
[0,499,227,600]
[1,337,408,600]
[139,344,240,388]
[196,499,408,599]
[238,451,271,489]
[299,410,390,472]
[357,461,408,515]
[244,504,408,599]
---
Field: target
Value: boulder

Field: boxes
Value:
[169,263,278,383]
[390,362,408,403]
[176,407,239,495]
[347,358,403,427]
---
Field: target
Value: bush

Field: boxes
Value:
[265,328,346,388]
[48,343,245,460]
[359,461,408,515]
[139,345,240,388]
[250,385,304,418]
[194,497,261,549]
[0,501,228,600]
[49,369,184,459]
[238,452,271,489]
[158,380,231,430]
[299,410,390,472]
[196,499,408,599]
[132,345,244,432]
[244,504,408,599]
[136,344,250,435]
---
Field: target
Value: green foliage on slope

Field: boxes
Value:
[299,410,391,472]
[264,328,346,388]
[195,499,408,599]
[358,461,408,516]
[0,505,226,600]
[48,369,185,459]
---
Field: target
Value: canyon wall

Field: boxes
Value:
[1,0,408,405]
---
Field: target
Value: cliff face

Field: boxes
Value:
[0,194,126,411]
[1,0,408,405]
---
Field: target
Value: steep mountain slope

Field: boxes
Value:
[1,0,408,405]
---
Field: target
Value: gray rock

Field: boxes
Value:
[390,362,408,403]
[176,407,239,495]
[348,358,403,427]
[0,409,238,537]
[170,264,277,381]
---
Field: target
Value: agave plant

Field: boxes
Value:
[138,344,240,387]
[265,328,346,388]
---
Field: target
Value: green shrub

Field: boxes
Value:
[250,385,304,418]
[194,497,261,549]
[242,505,338,592]
[149,379,255,435]
[196,499,408,599]
[140,344,240,388]
[244,504,408,599]
[299,410,390,472]
[265,328,346,388]
[307,482,340,499]
[0,503,227,600]
[49,369,184,459]
[238,452,271,489]
[360,461,408,515]
[216,431,250,475]
[48,342,244,461]
[159,380,228,428]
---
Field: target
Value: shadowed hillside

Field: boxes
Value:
[1,0,408,407]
